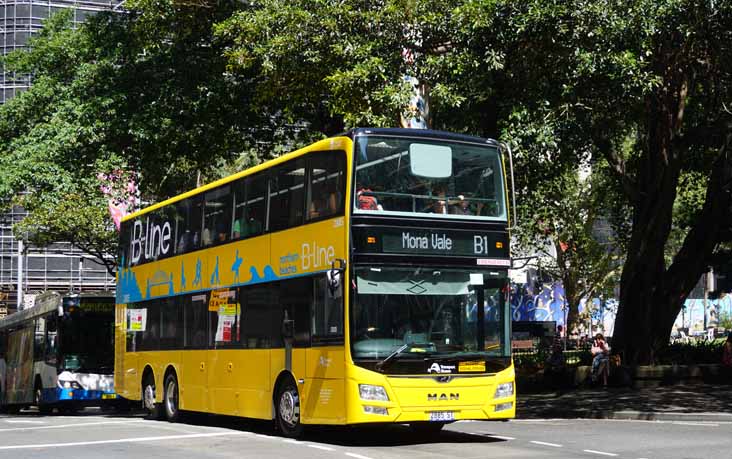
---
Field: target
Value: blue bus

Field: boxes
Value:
[0,291,117,414]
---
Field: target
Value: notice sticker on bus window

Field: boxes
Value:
[469,273,483,285]
[127,309,147,332]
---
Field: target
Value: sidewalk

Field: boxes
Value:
[517,384,732,422]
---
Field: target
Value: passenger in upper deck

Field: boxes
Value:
[450,195,473,215]
[356,184,383,211]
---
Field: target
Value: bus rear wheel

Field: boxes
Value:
[163,373,181,423]
[275,379,303,438]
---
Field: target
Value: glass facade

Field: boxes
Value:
[0,0,122,103]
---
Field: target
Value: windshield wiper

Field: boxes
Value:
[375,343,410,372]
[374,342,434,372]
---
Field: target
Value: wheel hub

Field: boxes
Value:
[279,390,299,426]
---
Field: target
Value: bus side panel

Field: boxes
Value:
[114,304,127,398]
[302,347,345,424]
[233,349,271,419]
[122,352,140,401]
[270,348,305,418]
[208,349,237,415]
[6,327,34,405]
[180,350,208,412]
[34,361,58,403]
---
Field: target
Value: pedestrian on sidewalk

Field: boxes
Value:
[591,333,610,387]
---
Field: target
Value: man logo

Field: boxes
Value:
[427,393,459,401]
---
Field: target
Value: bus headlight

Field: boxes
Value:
[58,380,82,390]
[493,382,513,399]
[359,384,389,401]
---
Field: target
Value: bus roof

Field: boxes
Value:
[344,128,501,148]
[123,135,352,222]
[122,128,502,222]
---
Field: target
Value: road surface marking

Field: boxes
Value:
[282,439,299,444]
[673,422,719,427]
[4,420,45,424]
[0,420,144,432]
[530,440,562,447]
[308,444,335,451]
[583,449,618,456]
[345,453,373,459]
[486,435,515,440]
[0,431,248,450]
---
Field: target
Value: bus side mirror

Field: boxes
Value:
[328,259,346,296]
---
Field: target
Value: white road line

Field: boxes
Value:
[486,435,515,441]
[583,449,618,457]
[4,420,45,424]
[254,433,275,439]
[0,431,248,450]
[530,440,562,447]
[345,453,374,459]
[0,420,145,432]
[673,422,720,427]
[282,438,300,444]
[308,444,335,451]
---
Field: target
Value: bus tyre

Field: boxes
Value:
[409,422,446,434]
[275,379,303,438]
[143,376,163,420]
[34,383,52,415]
[163,373,181,423]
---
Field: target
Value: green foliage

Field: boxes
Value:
[0,2,265,268]
[656,340,726,365]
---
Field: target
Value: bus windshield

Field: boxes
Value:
[59,308,114,374]
[354,135,505,220]
[350,267,509,363]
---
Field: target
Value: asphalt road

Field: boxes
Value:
[1,409,730,459]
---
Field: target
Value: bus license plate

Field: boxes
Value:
[429,411,454,422]
[102,393,117,400]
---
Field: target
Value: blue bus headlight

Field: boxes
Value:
[493,382,514,399]
[359,384,389,401]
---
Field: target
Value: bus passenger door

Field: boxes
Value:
[179,294,209,412]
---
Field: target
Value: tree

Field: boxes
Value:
[0,2,264,270]
[490,0,732,363]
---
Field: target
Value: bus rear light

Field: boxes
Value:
[495,242,503,248]
[367,236,376,244]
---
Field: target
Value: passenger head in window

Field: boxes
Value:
[450,195,472,215]
[429,186,448,214]
[216,220,228,243]
[356,183,382,211]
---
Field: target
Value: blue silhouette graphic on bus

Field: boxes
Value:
[231,250,243,284]
[249,265,278,284]
[146,270,175,298]
[193,258,202,287]
[117,258,143,303]
[210,256,221,285]
[180,261,187,291]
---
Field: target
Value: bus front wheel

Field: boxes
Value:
[34,383,52,415]
[163,373,181,423]
[275,379,303,438]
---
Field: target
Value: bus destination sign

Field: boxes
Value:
[354,227,509,260]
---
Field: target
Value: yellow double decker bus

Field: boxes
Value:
[115,128,515,436]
